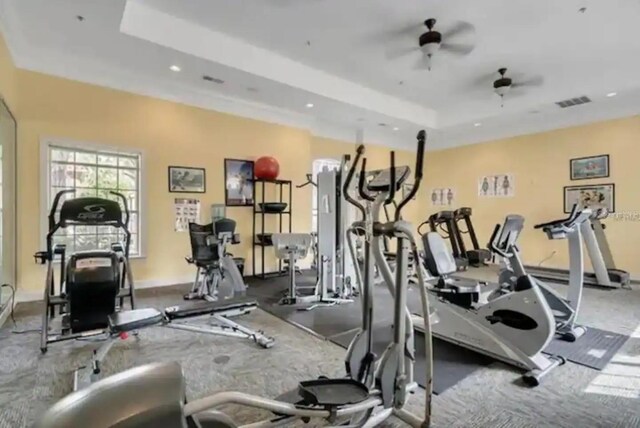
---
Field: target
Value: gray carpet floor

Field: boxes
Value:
[2,270,640,427]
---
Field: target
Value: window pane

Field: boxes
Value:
[76,151,97,164]
[53,235,75,253]
[75,165,97,188]
[51,163,75,187]
[128,233,138,255]
[51,148,74,162]
[75,234,98,252]
[98,234,119,250]
[76,188,97,198]
[98,154,118,166]
[75,225,97,235]
[118,156,138,168]
[118,190,137,211]
[50,187,76,205]
[97,167,118,188]
[48,144,142,257]
[128,212,138,234]
[118,169,137,190]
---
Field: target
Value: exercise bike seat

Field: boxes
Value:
[298,378,369,406]
[108,308,164,334]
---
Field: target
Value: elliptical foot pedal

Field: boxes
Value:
[298,379,369,406]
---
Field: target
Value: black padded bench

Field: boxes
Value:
[108,308,164,334]
[164,296,258,320]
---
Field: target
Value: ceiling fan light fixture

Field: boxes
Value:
[494,86,510,97]
[421,42,440,56]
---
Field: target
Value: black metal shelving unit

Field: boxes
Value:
[252,178,292,279]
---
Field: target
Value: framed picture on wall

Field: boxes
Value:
[224,159,254,206]
[168,166,206,193]
[563,183,615,213]
[570,154,609,180]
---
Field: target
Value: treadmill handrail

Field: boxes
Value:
[534,204,580,230]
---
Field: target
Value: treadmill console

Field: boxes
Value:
[367,166,410,192]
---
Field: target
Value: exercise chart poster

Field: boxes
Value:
[174,198,201,232]
[430,188,456,206]
[478,174,515,198]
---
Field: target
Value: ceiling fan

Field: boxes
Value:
[386,18,475,70]
[492,67,544,106]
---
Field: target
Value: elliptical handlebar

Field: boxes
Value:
[395,130,426,221]
[386,151,396,205]
[48,189,76,231]
[358,158,375,202]
[343,144,367,218]
[109,191,130,227]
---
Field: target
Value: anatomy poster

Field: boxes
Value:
[430,188,456,206]
[478,174,515,198]
[174,198,201,232]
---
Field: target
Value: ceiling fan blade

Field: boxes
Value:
[441,21,475,40]
[512,76,544,88]
[441,43,475,56]
[385,45,420,60]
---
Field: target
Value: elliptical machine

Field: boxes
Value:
[36,132,434,428]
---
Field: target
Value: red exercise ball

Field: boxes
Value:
[255,156,280,180]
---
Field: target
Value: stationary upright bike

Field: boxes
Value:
[184,218,247,302]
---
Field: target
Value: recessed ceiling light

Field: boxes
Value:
[393,127,400,131]
[169,65,181,72]
[606,92,617,97]
[305,103,314,108]
[578,6,587,13]
[378,123,388,127]
[474,122,482,127]
[76,15,85,22]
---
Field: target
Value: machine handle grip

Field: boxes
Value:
[110,191,130,227]
[415,130,426,181]
[358,158,375,202]
[48,189,76,230]
[488,223,508,257]
[385,151,396,205]
[343,145,366,218]
[395,131,426,221]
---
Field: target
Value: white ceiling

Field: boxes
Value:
[2,0,640,150]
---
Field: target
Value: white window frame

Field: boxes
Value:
[311,158,341,233]
[39,138,147,258]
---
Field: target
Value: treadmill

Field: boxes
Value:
[453,207,491,267]
[527,205,630,289]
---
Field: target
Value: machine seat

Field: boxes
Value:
[436,277,481,294]
[108,308,163,333]
[164,296,257,320]
[298,378,369,406]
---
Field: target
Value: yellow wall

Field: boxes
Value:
[1,36,418,294]
[426,116,640,274]
[2,31,638,295]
